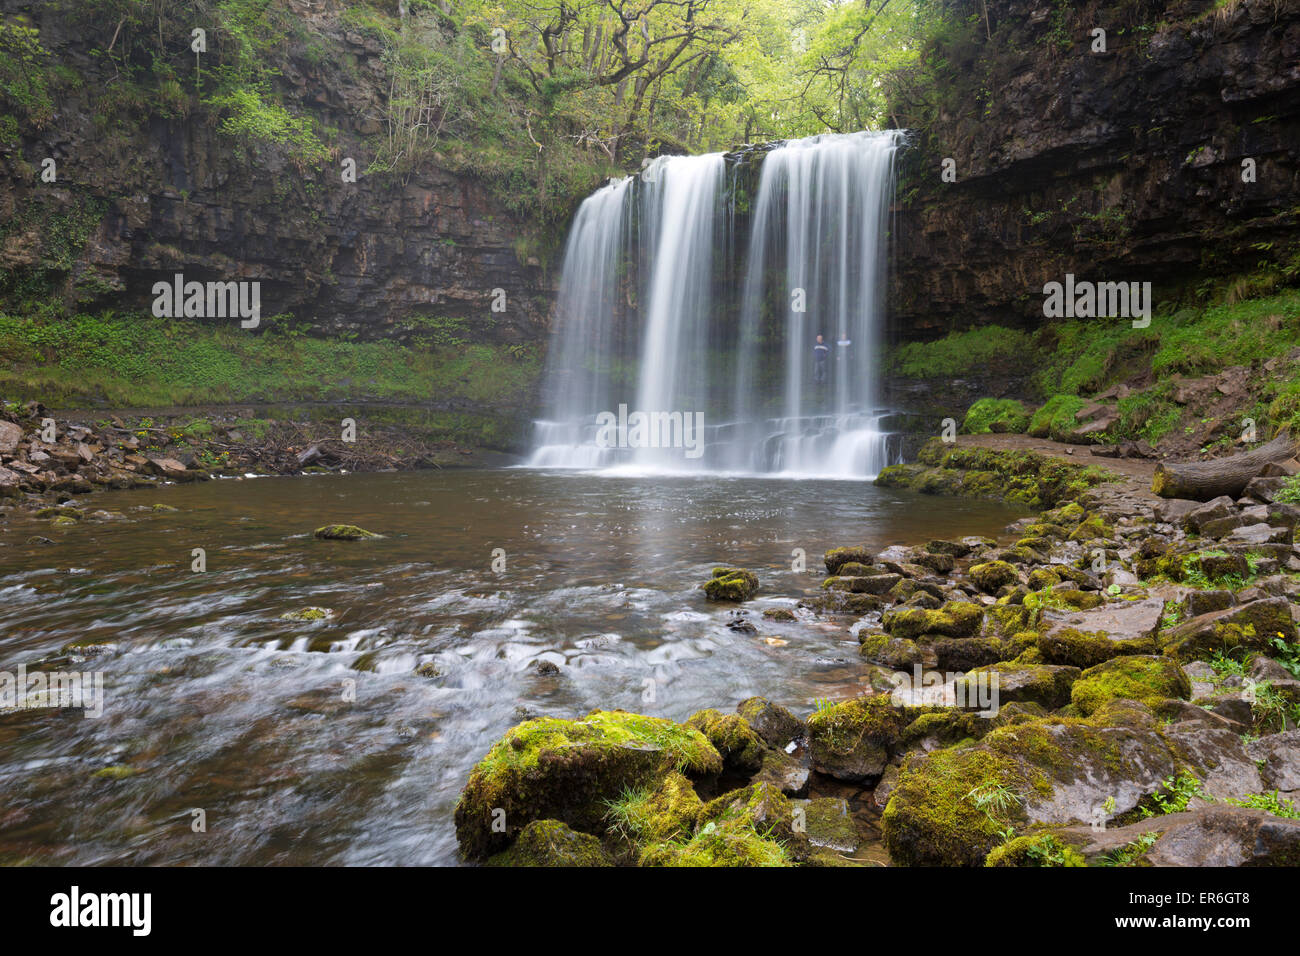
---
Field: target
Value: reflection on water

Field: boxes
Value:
[0,469,1025,865]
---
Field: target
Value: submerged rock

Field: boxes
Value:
[313,524,382,540]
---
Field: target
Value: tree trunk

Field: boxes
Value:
[1152,433,1299,500]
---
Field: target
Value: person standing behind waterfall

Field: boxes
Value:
[813,333,829,384]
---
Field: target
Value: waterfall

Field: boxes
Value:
[528,130,903,478]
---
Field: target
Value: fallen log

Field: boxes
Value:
[1152,432,1299,501]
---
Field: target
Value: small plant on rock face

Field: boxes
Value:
[967,783,1024,842]
[1268,636,1300,678]
[1141,772,1205,818]
[1101,831,1159,866]
[1275,474,1300,504]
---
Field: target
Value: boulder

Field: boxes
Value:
[454,710,722,860]
[485,819,615,867]
[1160,597,1298,662]
[807,695,909,782]
[701,567,759,601]
[736,696,804,748]
[1070,656,1192,716]
[1037,597,1165,667]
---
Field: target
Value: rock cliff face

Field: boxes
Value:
[0,0,555,345]
[888,0,1300,339]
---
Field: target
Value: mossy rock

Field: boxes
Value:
[279,607,332,621]
[36,506,83,520]
[151,503,180,513]
[956,662,1081,710]
[605,771,704,849]
[1070,656,1192,716]
[799,797,860,853]
[699,782,808,856]
[485,819,615,867]
[822,573,900,595]
[701,567,759,601]
[685,709,765,773]
[1068,515,1115,543]
[454,710,722,860]
[1038,626,1158,668]
[969,560,1019,593]
[807,695,910,782]
[985,833,1086,867]
[639,815,794,867]
[823,547,872,575]
[314,524,382,540]
[1159,597,1298,662]
[883,704,1196,866]
[858,632,927,668]
[882,601,983,641]
[737,696,804,748]
[1024,588,1104,613]
[50,515,79,527]
[762,607,797,622]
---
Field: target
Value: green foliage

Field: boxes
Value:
[1225,790,1300,820]
[1140,772,1205,818]
[962,397,1029,435]
[888,325,1039,378]
[1027,394,1085,439]
[0,307,539,449]
[0,20,53,126]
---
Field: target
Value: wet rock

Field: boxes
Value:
[807,695,908,783]
[823,573,901,595]
[313,524,382,540]
[685,709,764,773]
[701,567,759,601]
[882,601,983,640]
[736,697,804,748]
[454,710,722,860]
[1184,589,1234,617]
[761,607,797,622]
[485,819,614,867]
[824,547,872,575]
[925,539,972,557]
[1058,807,1300,866]
[798,797,859,854]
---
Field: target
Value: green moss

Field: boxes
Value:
[882,601,984,640]
[1071,656,1192,716]
[824,546,873,574]
[701,567,759,601]
[313,524,382,540]
[963,398,1031,435]
[969,560,1018,593]
[985,833,1085,867]
[454,710,722,860]
[684,710,765,772]
[887,325,1040,379]
[279,607,331,621]
[1039,626,1157,668]
[604,772,704,847]
[807,695,910,766]
[1028,394,1086,439]
[485,819,614,867]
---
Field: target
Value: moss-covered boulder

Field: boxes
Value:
[955,662,1081,711]
[701,567,759,601]
[883,705,1197,865]
[737,697,804,748]
[1071,656,1192,716]
[641,782,804,867]
[822,573,901,594]
[969,560,1019,593]
[685,709,765,773]
[882,601,984,641]
[807,695,909,782]
[314,524,382,540]
[604,771,704,848]
[1036,596,1165,668]
[1159,597,1299,662]
[858,633,929,669]
[824,546,872,575]
[798,797,860,854]
[454,710,722,860]
[485,819,615,867]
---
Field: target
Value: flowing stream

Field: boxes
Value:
[0,471,1024,865]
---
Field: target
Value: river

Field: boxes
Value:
[0,468,1025,864]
